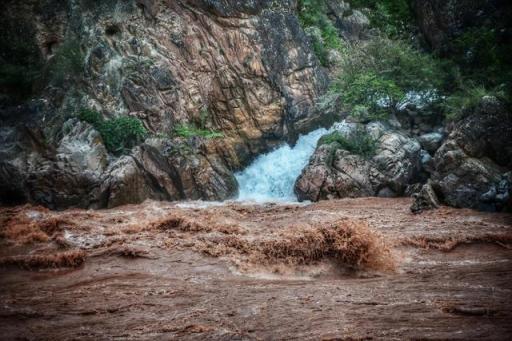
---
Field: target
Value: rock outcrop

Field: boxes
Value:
[0,0,329,208]
[429,97,512,211]
[410,181,440,214]
[294,123,422,201]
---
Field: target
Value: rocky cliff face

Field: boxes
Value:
[0,0,329,208]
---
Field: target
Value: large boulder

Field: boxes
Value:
[100,138,237,208]
[295,124,422,201]
[430,97,512,211]
[0,120,106,209]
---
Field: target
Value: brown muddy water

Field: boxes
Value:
[1,198,511,340]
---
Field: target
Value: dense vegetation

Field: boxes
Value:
[78,109,147,155]
[299,0,510,122]
[327,36,444,120]
[319,128,377,158]
[297,0,344,66]
[350,0,413,38]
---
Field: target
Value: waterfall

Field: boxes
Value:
[235,121,352,202]
[235,128,326,202]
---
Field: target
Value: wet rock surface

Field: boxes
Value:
[1,198,511,339]
[0,0,328,209]
[295,125,422,201]
[430,98,512,211]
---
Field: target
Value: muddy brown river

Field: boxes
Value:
[1,198,511,340]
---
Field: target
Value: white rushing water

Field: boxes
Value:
[235,121,352,202]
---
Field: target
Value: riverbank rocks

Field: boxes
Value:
[294,124,422,202]
[418,132,444,154]
[410,181,440,214]
[428,98,512,211]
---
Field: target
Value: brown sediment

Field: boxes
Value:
[91,246,152,259]
[198,220,395,271]
[0,206,74,245]
[151,213,243,235]
[257,220,394,270]
[1,198,512,339]
[400,234,512,251]
[0,249,86,270]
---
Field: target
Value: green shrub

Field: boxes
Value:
[349,0,413,38]
[443,85,505,120]
[78,109,147,154]
[173,123,224,139]
[78,108,103,126]
[298,0,344,66]
[326,36,444,119]
[319,128,378,158]
[451,27,512,88]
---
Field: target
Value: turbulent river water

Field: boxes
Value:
[1,198,511,339]
[235,121,351,202]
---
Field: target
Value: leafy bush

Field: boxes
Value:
[173,124,224,139]
[327,36,444,119]
[319,128,378,158]
[443,85,506,120]
[349,0,413,38]
[78,109,147,154]
[298,0,343,66]
[451,27,512,89]
[78,109,103,126]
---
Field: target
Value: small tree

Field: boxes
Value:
[327,36,444,119]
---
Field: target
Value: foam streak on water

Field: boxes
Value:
[235,122,350,202]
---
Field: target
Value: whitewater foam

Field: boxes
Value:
[235,121,353,202]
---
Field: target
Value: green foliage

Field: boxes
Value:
[78,108,103,126]
[342,72,404,119]
[349,0,413,38]
[78,109,147,154]
[49,39,85,86]
[327,36,444,119]
[173,124,224,139]
[319,128,378,158]
[298,0,343,66]
[451,27,512,88]
[443,85,506,120]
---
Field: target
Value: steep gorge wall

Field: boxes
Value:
[0,0,329,208]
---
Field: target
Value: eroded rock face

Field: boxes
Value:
[0,0,328,208]
[294,125,422,201]
[430,98,512,211]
